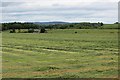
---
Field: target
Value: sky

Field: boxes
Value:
[1,0,119,23]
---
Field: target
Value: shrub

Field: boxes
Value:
[10,29,16,33]
[40,28,46,33]
[75,31,77,33]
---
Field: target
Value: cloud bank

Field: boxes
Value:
[1,0,119,23]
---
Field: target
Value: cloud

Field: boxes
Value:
[1,2,24,7]
[1,0,118,23]
[2,0,119,2]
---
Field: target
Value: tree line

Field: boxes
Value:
[1,22,104,33]
[44,22,103,29]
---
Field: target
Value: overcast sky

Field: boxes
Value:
[1,0,119,23]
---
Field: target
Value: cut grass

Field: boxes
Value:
[2,29,118,78]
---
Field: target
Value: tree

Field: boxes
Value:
[40,28,46,33]
[114,22,119,24]
[100,22,103,26]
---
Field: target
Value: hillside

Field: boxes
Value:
[34,21,69,25]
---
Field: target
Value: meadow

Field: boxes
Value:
[2,29,118,78]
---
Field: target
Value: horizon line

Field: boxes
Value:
[0,21,117,24]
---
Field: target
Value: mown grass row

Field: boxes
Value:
[2,46,118,78]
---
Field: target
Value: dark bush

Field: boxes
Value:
[10,31,13,33]
[75,31,77,33]
[10,29,16,33]
[40,28,46,33]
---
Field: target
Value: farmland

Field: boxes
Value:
[2,29,118,78]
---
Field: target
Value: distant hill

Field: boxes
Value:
[33,21,69,25]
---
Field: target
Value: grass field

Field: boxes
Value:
[2,29,118,78]
[101,24,118,29]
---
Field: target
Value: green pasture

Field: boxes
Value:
[101,24,118,29]
[2,29,118,78]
